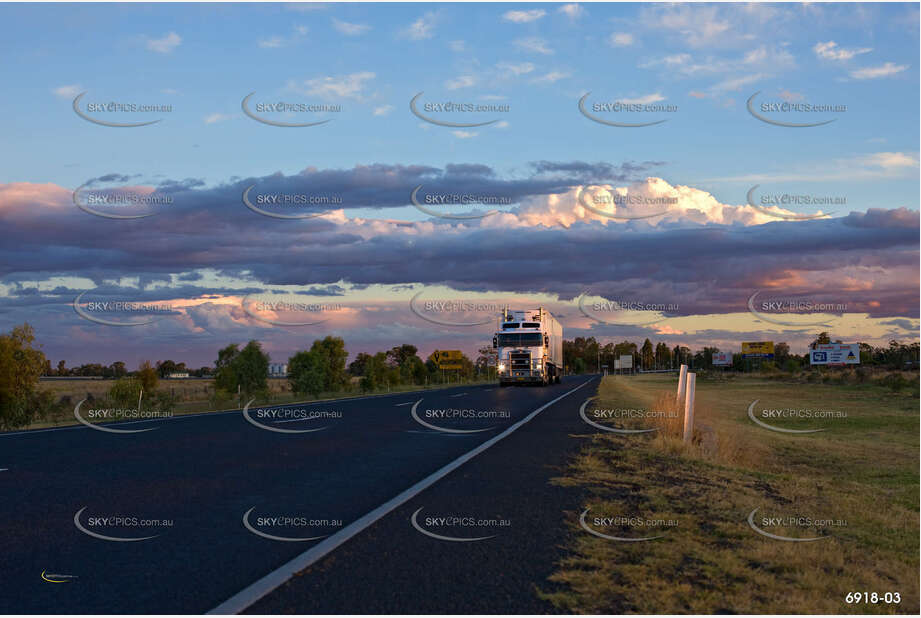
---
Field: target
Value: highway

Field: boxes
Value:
[0,375,599,614]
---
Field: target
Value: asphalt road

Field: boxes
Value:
[0,375,599,614]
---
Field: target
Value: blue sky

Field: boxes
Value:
[2,2,918,212]
[0,2,918,367]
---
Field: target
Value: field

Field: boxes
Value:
[27,377,488,431]
[541,373,919,614]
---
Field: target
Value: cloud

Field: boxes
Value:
[514,37,553,55]
[708,151,919,183]
[259,25,309,48]
[332,18,371,36]
[146,32,181,54]
[849,62,908,80]
[813,40,872,61]
[496,62,535,77]
[448,40,465,52]
[289,71,376,100]
[53,84,82,98]
[2,167,916,366]
[617,93,664,105]
[531,71,569,84]
[608,32,634,47]
[204,113,232,125]
[451,130,478,139]
[558,4,584,20]
[403,12,437,40]
[445,75,476,90]
[259,36,285,49]
[502,9,546,23]
[373,105,394,117]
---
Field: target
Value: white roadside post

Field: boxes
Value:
[676,364,688,401]
[683,373,696,443]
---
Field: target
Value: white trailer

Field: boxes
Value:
[493,307,563,386]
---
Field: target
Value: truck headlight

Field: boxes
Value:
[498,363,505,371]
[535,362,542,370]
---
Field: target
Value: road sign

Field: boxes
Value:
[742,341,774,359]
[432,349,464,369]
[712,352,732,366]
[810,343,859,365]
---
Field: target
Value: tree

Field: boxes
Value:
[774,342,790,365]
[310,336,349,392]
[0,324,54,430]
[156,359,180,378]
[810,332,832,349]
[234,341,269,396]
[640,339,654,370]
[56,359,67,376]
[110,361,127,378]
[136,360,158,392]
[288,350,324,397]
[348,352,373,377]
[214,344,240,394]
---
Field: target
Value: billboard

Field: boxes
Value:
[619,354,633,369]
[741,341,774,359]
[810,343,860,365]
[432,349,464,370]
[712,352,732,366]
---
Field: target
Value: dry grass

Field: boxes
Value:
[541,373,919,614]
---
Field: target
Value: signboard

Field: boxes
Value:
[712,352,732,366]
[741,341,774,359]
[619,355,633,369]
[432,349,464,370]
[810,343,860,365]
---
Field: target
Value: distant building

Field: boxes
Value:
[167,372,190,379]
[268,363,288,377]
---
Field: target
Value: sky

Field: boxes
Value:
[0,1,918,369]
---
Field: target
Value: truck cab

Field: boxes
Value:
[493,308,562,386]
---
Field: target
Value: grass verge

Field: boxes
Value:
[540,373,919,614]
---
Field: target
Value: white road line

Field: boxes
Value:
[0,468,8,472]
[207,376,596,615]
[448,393,467,398]
[393,402,415,407]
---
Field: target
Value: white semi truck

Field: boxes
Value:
[493,307,563,386]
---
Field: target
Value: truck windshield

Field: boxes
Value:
[497,333,543,347]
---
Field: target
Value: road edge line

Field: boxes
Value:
[206,377,596,614]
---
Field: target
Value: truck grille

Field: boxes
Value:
[510,352,531,370]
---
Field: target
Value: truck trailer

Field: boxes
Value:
[493,307,563,386]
